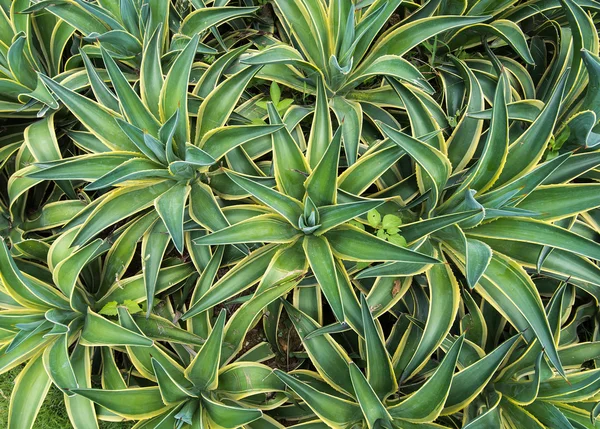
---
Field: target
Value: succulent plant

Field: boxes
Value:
[2,1,600,428]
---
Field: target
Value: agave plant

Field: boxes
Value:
[2,0,600,428]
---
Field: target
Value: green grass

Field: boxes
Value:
[0,366,134,429]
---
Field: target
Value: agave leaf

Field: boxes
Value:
[516,184,600,221]
[182,244,279,320]
[0,241,70,310]
[389,336,464,423]
[132,314,205,346]
[218,362,286,398]
[117,308,188,383]
[273,369,362,427]
[84,158,167,191]
[201,125,283,160]
[159,34,199,154]
[387,78,444,151]
[189,181,230,232]
[496,351,544,405]
[523,401,574,429]
[305,127,342,207]
[221,276,300,364]
[28,153,135,181]
[379,122,450,211]
[465,238,493,289]
[443,334,520,414]
[185,309,226,390]
[187,246,224,338]
[70,387,168,419]
[357,15,490,70]
[467,218,600,260]
[195,65,262,144]
[39,75,136,152]
[348,362,392,428]
[72,180,172,247]
[155,183,191,254]
[338,143,405,194]
[202,393,263,429]
[80,308,153,347]
[192,214,301,245]
[271,0,328,72]
[360,294,397,400]
[140,24,163,119]
[152,358,194,405]
[268,102,310,200]
[101,46,160,135]
[101,347,126,390]
[64,345,98,428]
[224,170,304,225]
[317,199,384,234]
[52,238,103,299]
[462,392,502,428]
[8,353,51,429]
[495,70,568,186]
[282,300,355,396]
[180,6,259,36]
[446,57,485,170]
[325,225,440,263]
[400,251,460,382]
[302,235,344,322]
[306,76,333,169]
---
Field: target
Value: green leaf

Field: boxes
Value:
[185,309,226,390]
[202,394,262,429]
[367,208,381,228]
[98,301,118,316]
[268,102,310,201]
[389,336,464,423]
[155,183,191,254]
[224,170,304,225]
[195,65,262,143]
[282,300,355,396]
[360,294,397,400]
[306,76,332,169]
[8,353,51,429]
[317,200,384,234]
[192,214,301,245]
[182,245,279,320]
[160,34,199,154]
[379,122,451,210]
[382,214,402,230]
[400,251,460,382]
[39,75,137,152]
[303,235,344,322]
[273,369,362,427]
[81,308,153,347]
[305,127,342,207]
[325,225,440,263]
[348,362,392,428]
[180,6,259,36]
[70,387,168,419]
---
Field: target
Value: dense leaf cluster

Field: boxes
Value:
[1,0,600,428]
